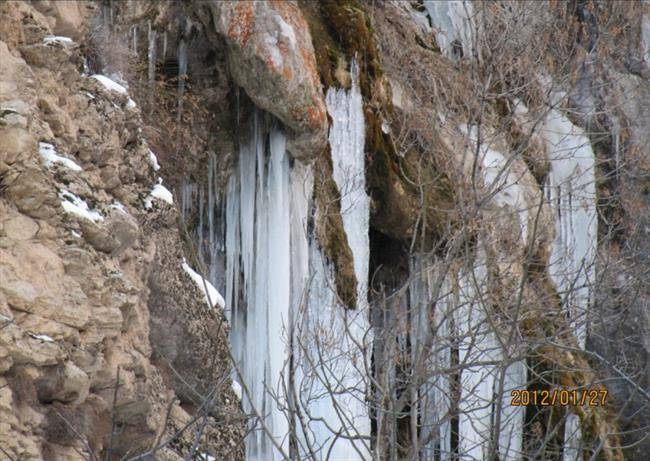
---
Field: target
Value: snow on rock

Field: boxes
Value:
[58,190,104,223]
[144,179,173,209]
[147,149,160,171]
[28,333,55,342]
[231,380,243,400]
[459,124,530,240]
[91,74,136,108]
[109,201,128,214]
[181,259,225,309]
[43,35,74,46]
[39,142,82,172]
[91,74,128,94]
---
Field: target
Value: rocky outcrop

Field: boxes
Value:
[0,2,243,459]
[208,0,328,160]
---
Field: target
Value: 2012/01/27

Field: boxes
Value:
[510,389,608,406]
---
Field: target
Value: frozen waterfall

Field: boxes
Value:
[541,107,598,461]
[224,114,302,460]
[542,108,597,351]
[300,58,372,459]
[223,64,371,459]
[409,253,525,461]
[423,0,475,59]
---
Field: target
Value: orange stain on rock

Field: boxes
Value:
[306,103,326,128]
[227,2,255,47]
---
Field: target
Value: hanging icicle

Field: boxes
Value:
[223,60,371,459]
[147,20,156,107]
[177,37,188,122]
[132,25,138,56]
[225,113,308,460]
[162,31,168,63]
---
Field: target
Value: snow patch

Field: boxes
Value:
[110,201,128,214]
[231,380,243,400]
[59,190,104,223]
[29,333,55,342]
[43,35,74,46]
[39,142,82,172]
[144,179,173,209]
[91,74,128,94]
[181,259,225,309]
[264,34,283,69]
[147,149,160,171]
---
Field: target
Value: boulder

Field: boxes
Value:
[3,214,39,240]
[36,361,90,404]
[209,0,327,160]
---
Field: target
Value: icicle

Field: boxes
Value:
[410,253,525,460]
[197,186,204,264]
[147,21,156,110]
[147,21,156,104]
[207,153,221,289]
[410,257,453,460]
[132,25,138,56]
[226,114,303,460]
[177,37,188,121]
[162,31,167,63]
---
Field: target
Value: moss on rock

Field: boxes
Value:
[313,146,358,310]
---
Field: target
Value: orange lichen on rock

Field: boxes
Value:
[226,1,254,46]
[212,0,327,160]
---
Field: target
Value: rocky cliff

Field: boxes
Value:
[1,1,649,460]
[1,2,243,460]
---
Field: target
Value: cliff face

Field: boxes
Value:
[1,1,649,460]
[0,2,242,460]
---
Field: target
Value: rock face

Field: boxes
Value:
[0,2,243,459]
[208,0,328,160]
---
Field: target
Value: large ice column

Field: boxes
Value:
[409,257,452,460]
[224,59,371,461]
[296,58,371,459]
[541,108,597,350]
[327,61,369,309]
[540,108,597,461]
[298,245,371,459]
[225,113,312,460]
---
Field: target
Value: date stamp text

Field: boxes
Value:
[510,389,608,406]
